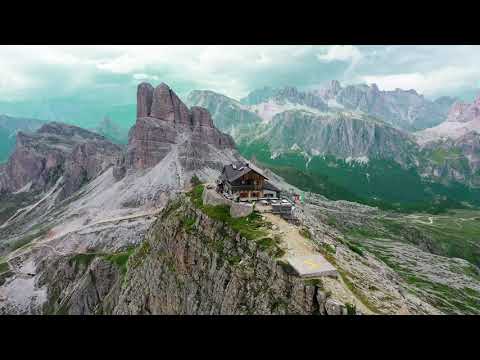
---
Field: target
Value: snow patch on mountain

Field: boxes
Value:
[290,143,302,151]
[345,156,369,165]
[327,98,344,109]
[249,100,324,123]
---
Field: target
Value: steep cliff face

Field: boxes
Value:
[35,195,327,315]
[113,197,322,315]
[260,110,417,166]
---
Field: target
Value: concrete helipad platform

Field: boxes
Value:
[286,254,338,278]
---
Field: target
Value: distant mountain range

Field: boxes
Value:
[187,81,480,212]
[0,98,135,148]
[239,80,457,131]
[0,115,45,162]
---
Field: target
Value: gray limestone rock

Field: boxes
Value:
[137,82,154,118]
[230,202,253,218]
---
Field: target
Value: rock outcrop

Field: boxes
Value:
[260,110,417,166]
[447,96,480,124]
[0,122,122,199]
[0,115,45,163]
[137,82,154,118]
[126,82,235,170]
[112,197,322,315]
[230,202,253,218]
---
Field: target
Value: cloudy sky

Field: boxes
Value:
[1,45,480,104]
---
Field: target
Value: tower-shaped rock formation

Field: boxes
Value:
[137,82,154,118]
[125,82,235,170]
[150,83,191,124]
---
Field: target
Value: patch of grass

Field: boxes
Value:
[227,255,242,266]
[346,226,382,239]
[299,227,312,239]
[404,274,480,314]
[0,261,9,274]
[257,237,275,251]
[103,247,136,275]
[304,278,322,287]
[256,236,284,258]
[345,240,365,257]
[462,264,480,281]
[321,243,336,255]
[69,253,98,272]
[338,269,379,314]
[188,185,270,241]
[187,184,204,208]
[161,199,182,219]
[345,302,357,315]
[326,216,338,227]
[129,241,151,270]
[190,174,202,187]
[182,217,196,233]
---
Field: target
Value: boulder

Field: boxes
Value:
[230,202,253,218]
[202,188,231,207]
[324,298,348,315]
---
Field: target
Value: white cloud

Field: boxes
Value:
[1,45,480,102]
[359,66,479,96]
[317,45,363,64]
[132,73,160,82]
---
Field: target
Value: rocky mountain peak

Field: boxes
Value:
[36,121,106,140]
[447,96,480,123]
[137,82,154,118]
[150,83,191,124]
[0,122,122,197]
[329,79,342,94]
[370,83,380,93]
[126,82,236,170]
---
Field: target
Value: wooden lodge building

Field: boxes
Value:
[217,161,281,201]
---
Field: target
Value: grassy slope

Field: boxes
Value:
[238,140,480,213]
[325,207,480,314]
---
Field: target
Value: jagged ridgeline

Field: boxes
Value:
[187,85,480,213]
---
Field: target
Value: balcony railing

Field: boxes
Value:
[230,184,263,192]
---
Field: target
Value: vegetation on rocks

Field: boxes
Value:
[103,247,136,275]
[0,261,9,274]
[69,253,98,272]
[187,184,270,241]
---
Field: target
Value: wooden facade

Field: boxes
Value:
[218,162,280,201]
[226,170,265,200]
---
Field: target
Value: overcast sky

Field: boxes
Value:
[1,45,479,104]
